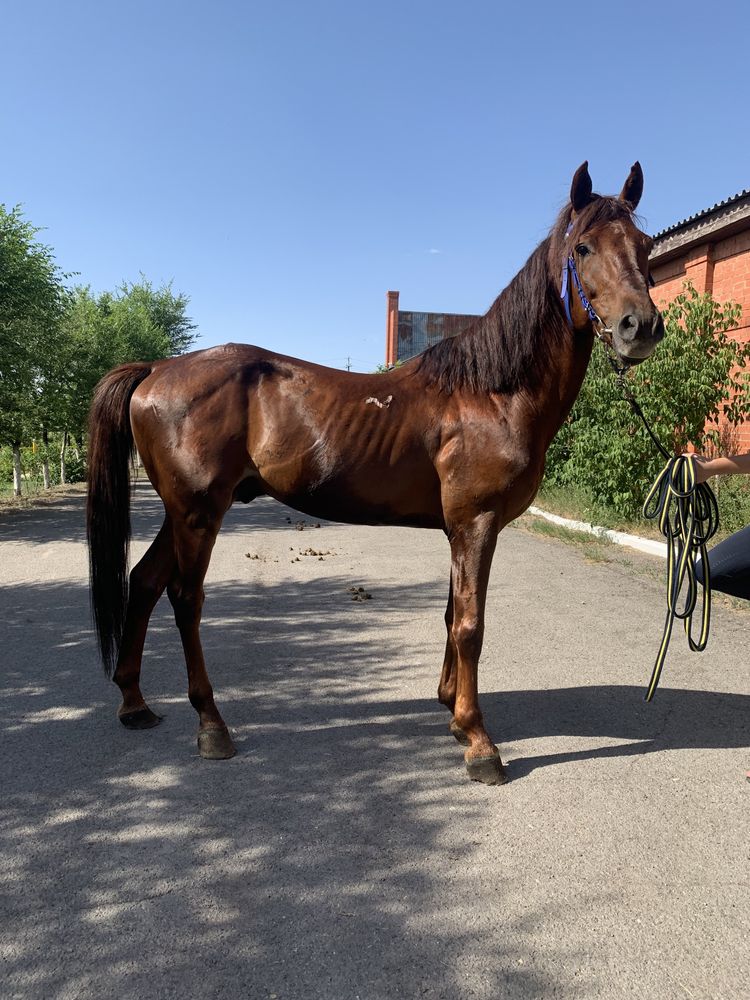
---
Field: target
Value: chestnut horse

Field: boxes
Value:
[87,162,663,784]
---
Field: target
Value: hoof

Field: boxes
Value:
[119,706,162,730]
[465,748,508,786]
[449,719,471,746]
[197,728,236,760]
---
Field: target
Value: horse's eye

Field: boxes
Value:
[575,244,591,257]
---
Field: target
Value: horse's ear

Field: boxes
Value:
[619,161,643,209]
[570,161,593,212]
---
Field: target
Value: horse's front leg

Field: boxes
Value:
[447,513,506,785]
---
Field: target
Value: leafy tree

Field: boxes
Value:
[44,281,197,480]
[44,282,195,435]
[546,283,750,518]
[116,277,197,356]
[0,205,67,493]
[1,202,198,492]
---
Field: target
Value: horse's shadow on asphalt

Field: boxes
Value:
[262,681,750,782]
[424,684,749,779]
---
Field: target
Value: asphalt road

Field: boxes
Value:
[1,482,748,1000]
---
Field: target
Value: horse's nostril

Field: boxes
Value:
[618,314,638,338]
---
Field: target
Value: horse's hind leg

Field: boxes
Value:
[114,518,176,729]
[437,579,470,746]
[168,512,235,760]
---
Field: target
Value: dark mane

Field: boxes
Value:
[415,195,637,394]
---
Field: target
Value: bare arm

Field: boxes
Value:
[693,452,750,483]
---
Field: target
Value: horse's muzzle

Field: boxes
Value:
[614,310,664,364]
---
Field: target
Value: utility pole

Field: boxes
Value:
[345,357,352,371]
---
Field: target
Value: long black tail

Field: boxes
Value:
[86,363,152,676]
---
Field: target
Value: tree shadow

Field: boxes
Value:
[0,489,90,545]
[2,530,748,998]
[1,573,574,1000]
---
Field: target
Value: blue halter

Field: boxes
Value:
[560,252,599,327]
[560,222,601,328]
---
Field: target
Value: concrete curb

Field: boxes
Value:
[527,505,668,559]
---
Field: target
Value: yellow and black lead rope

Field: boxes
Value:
[610,370,720,700]
[642,453,719,700]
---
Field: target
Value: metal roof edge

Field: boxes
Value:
[652,189,750,241]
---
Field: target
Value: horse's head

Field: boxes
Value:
[560,161,664,365]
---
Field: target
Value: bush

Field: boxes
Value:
[712,475,750,535]
[0,447,14,485]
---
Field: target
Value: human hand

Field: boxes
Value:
[689,454,715,484]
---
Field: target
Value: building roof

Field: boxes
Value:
[653,189,750,239]
[651,188,750,263]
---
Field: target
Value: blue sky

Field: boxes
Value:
[4,1,748,371]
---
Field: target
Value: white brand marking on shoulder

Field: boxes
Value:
[365,395,393,409]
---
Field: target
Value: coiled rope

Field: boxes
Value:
[641,452,719,700]
[609,371,720,700]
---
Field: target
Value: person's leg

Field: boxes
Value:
[696,524,750,600]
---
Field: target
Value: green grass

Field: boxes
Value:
[536,476,750,543]
[520,516,616,562]
[534,481,664,538]
[0,479,47,500]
